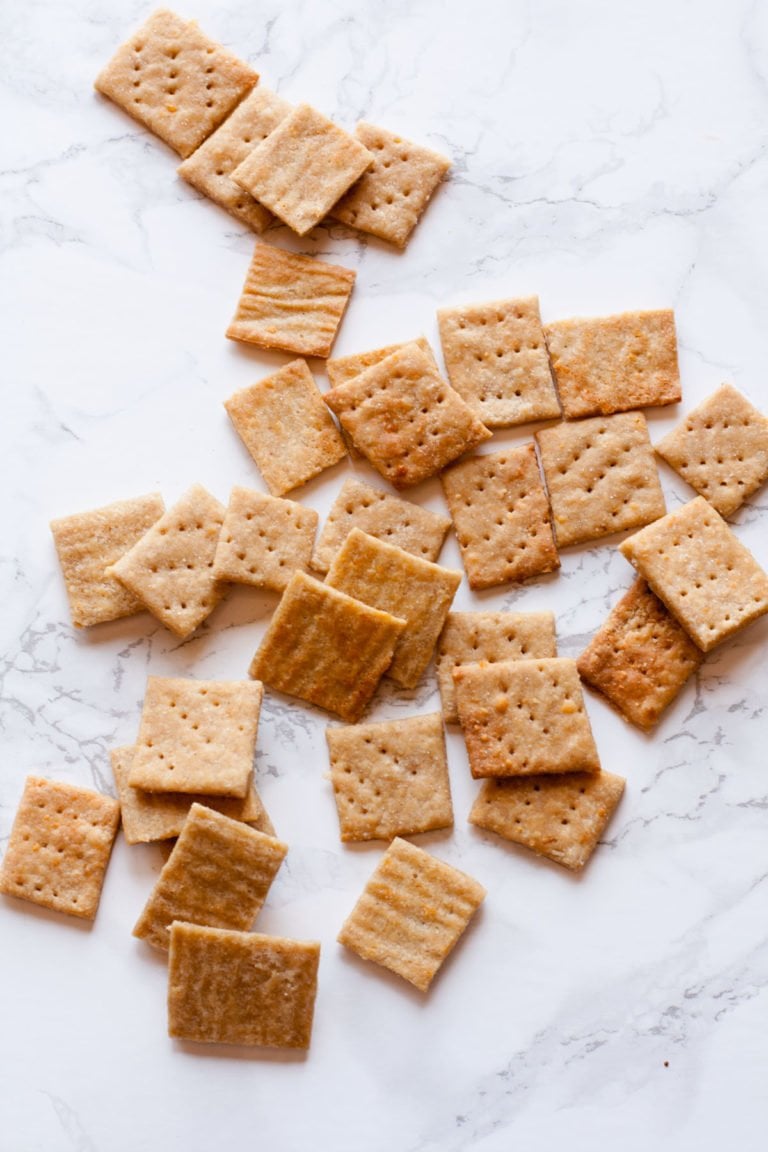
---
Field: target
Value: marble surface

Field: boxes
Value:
[2,1,768,1149]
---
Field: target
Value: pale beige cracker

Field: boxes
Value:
[536,412,666,548]
[168,923,320,1048]
[441,444,560,589]
[326,528,461,689]
[128,677,263,798]
[437,296,561,428]
[311,477,450,575]
[213,486,318,591]
[330,122,450,248]
[338,837,485,991]
[655,384,768,517]
[249,571,406,722]
[224,360,347,497]
[619,497,768,651]
[94,9,258,159]
[577,579,704,730]
[50,493,165,628]
[544,309,680,419]
[327,713,453,842]
[232,103,372,235]
[454,657,600,779]
[470,771,625,871]
[108,484,226,638]
[177,85,292,231]
[133,804,286,951]
[437,611,557,724]
[324,343,491,489]
[0,776,119,919]
[326,336,439,389]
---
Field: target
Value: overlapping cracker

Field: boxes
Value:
[213,486,318,591]
[249,571,406,722]
[326,336,439,389]
[619,497,768,651]
[437,296,561,427]
[536,412,666,548]
[0,776,119,919]
[50,493,165,628]
[338,837,485,991]
[544,309,680,419]
[655,384,768,517]
[94,9,258,158]
[168,923,320,1048]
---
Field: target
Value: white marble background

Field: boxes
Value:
[2,0,768,1149]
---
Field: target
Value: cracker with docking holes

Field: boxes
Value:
[213,486,318,591]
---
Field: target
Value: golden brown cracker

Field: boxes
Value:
[213,486,318,591]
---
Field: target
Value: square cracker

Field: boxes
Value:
[326,528,461,689]
[177,85,292,232]
[108,484,225,638]
[133,804,287,951]
[619,497,768,651]
[224,360,347,497]
[324,343,491,489]
[226,243,356,358]
[536,412,666,548]
[50,493,165,628]
[128,677,263,799]
[111,746,274,844]
[168,923,320,1048]
[213,486,318,591]
[232,103,372,236]
[437,296,561,428]
[249,571,406,722]
[311,477,450,575]
[330,122,450,248]
[454,657,601,779]
[544,309,680,419]
[0,776,119,919]
[437,611,557,724]
[327,713,453,842]
[470,771,625,871]
[577,579,704,730]
[94,9,258,159]
[337,837,485,991]
[441,444,560,589]
[655,384,768,517]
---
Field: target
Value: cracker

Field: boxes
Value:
[168,923,320,1048]
[470,771,625,871]
[437,296,561,428]
[330,122,450,248]
[231,103,372,236]
[50,493,165,628]
[326,337,439,389]
[224,360,347,497]
[544,309,680,419]
[133,804,287,950]
[326,528,461,689]
[94,9,258,159]
[337,837,485,991]
[437,611,558,724]
[655,384,768,517]
[108,484,225,638]
[177,85,292,231]
[441,445,560,589]
[577,579,704,730]
[226,243,356,358]
[128,677,263,798]
[453,657,600,779]
[619,497,768,651]
[0,776,119,919]
[111,746,274,844]
[213,486,318,591]
[536,412,666,548]
[324,343,491,489]
[249,571,406,722]
[327,713,453,842]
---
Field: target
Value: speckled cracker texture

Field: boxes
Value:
[213,486,318,591]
